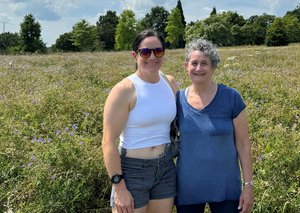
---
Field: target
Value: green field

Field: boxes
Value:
[0,44,299,212]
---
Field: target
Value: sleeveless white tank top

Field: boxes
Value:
[120,73,176,149]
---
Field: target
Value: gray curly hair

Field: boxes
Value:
[185,39,220,69]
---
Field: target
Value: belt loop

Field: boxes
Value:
[119,146,127,157]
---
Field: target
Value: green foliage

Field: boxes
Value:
[282,15,300,43]
[1,44,299,212]
[20,14,46,53]
[0,32,20,54]
[96,10,119,50]
[139,6,169,39]
[55,32,79,52]
[204,22,232,46]
[265,18,289,46]
[166,8,185,48]
[185,21,205,43]
[115,10,137,50]
[244,14,276,45]
[210,7,217,16]
[176,0,186,27]
[71,19,97,51]
[286,3,300,21]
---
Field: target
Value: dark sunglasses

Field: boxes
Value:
[137,48,165,59]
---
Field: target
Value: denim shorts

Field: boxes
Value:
[110,147,176,209]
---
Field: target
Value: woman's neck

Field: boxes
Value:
[190,82,216,96]
[135,70,160,83]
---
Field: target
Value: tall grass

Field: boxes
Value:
[0,45,299,212]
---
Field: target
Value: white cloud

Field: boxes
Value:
[36,0,77,14]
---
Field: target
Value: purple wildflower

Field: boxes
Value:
[30,137,37,143]
[72,124,78,130]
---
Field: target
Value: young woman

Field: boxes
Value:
[102,29,178,213]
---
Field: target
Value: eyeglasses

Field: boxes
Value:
[137,48,165,59]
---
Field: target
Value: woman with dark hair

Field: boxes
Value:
[102,29,178,213]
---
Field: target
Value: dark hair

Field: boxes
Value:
[132,29,165,52]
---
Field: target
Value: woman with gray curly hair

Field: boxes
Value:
[176,39,254,213]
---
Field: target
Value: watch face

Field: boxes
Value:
[111,174,123,184]
[113,176,120,182]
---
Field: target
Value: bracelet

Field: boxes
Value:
[244,180,254,187]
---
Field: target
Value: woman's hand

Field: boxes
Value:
[238,186,254,213]
[113,181,134,213]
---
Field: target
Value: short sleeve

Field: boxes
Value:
[231,88,246,119]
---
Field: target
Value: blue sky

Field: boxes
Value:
[0,0,299,46]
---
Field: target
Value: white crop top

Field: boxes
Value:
[119,73,176,149]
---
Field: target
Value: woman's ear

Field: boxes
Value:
[132,51,137,59]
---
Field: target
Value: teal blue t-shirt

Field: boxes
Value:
[176,84,246,205]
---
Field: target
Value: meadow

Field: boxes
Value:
[0,44,299,212]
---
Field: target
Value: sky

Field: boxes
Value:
[0,0,299,47]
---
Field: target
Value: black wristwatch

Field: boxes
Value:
[111,174,123,184]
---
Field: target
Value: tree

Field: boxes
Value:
[71,19,97,51]
[0,32,20,54]
[282,14,300,43]
[139,6,169,38]
[210,7,217,16]
[20,14,46,53]
[176,0,186,47]
[204,22,231,46]
[115,10,137,50]
[243,14,275,45]
[176,0,186,27]
[165,8,185,48]
[55,32,79,52]
[203,11,244,46]
[225,11,246,45]
[265,18,288,46]
[185,21,205,43]
[286,3,300,21]
[96,10,119,50]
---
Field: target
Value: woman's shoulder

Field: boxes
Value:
[218,83,241,96]
[109,77,135,98]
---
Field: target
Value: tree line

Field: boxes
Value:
[1,1,300,54]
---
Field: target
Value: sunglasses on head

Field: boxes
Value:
[137,47,165,59]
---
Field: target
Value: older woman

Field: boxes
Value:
[176,39,254,213]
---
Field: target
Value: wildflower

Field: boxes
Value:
[48,138,53,143]
[177,80,183,87]
[37,137,45,143]
[56,129,61,135]
[65,127,69,132]
[258,155,264,161]
[70,131,75,136]
[31,155,36,160]
[72,124,78,130]
[80,141,84,145]
[28,162,33,166]
[30,137,37,143]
